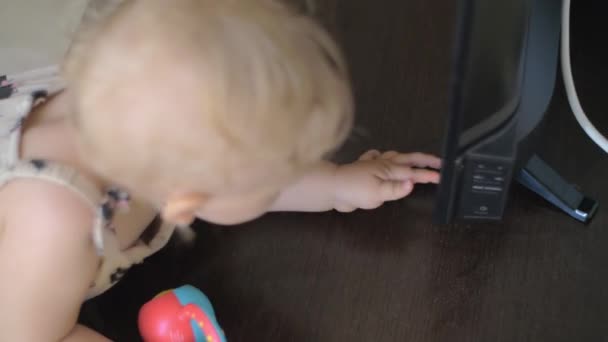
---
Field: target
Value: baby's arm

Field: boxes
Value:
[271,150,441,212]
[0,180,109,341]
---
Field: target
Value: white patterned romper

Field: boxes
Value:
[0,66,177,299]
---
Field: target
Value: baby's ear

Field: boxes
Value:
[161,192,208,226]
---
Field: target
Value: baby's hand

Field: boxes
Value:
[333,150,441,212]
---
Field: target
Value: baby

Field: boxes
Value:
[0,0,440,341]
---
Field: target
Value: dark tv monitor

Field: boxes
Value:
[434,0,598,224]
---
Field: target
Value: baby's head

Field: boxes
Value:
[64,0,353,226]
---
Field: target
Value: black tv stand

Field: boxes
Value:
[432,0,595,225]
[516,154,598,223]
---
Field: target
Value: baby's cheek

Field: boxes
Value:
[195,200,268,225]
[196,209,263,225]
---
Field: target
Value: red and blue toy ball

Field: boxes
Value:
[138,285,227,342]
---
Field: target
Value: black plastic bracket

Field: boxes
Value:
[516,154,598,223]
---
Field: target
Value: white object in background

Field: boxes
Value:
[0,0,89,74]
[561,0,608,154]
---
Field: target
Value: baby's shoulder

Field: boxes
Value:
[0,177,95,239]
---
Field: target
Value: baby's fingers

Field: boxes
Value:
[379,180,414,202]
[388,152,442,169]
[411,168,440,184]
[359,150,381,161]
[379,164,440,184]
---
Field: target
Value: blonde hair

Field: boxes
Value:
[64,0,353,199]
